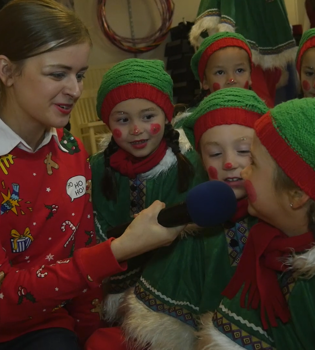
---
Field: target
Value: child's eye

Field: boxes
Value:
[117,117,129,124]
[143,114,155,121]
[209,152,222,157]
[236,68,245,74]
[305,71,314,77]
[215,70,225,76]
[238,150,250,154]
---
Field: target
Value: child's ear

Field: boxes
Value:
[202,76,210,91]
[288,188,310,209]
[0,56,15,87]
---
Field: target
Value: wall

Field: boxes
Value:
[74,0,200,67]
[284,0,309,30]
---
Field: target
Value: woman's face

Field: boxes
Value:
[0,42,90,129]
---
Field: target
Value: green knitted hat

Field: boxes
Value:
[183,87,268,148]
[255,98,315,200]
[96,58,174,125]
[296,28,315,76]
[190,32,252,82]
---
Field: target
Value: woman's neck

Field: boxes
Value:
[1,105,47,151]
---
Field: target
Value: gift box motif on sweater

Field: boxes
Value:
[10,228,33,253]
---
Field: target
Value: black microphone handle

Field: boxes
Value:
[106,202,190,239]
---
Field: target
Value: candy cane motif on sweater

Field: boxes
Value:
[36,265,48,278]
[61,220,78,248]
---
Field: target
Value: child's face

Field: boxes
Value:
[199,124,253,200]
[241,135,288,226]
[202,47,252,93]
[109,98,166,157]
[300,47,315,97]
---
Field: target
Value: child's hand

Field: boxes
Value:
[110,201,184,262]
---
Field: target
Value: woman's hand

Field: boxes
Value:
[110,201,184,262]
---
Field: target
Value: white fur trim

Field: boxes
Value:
[172,111,193,127]
[288,245,315,279]
[121,289,195,350]
[139,276,199,311]
[189,15,221,47]
[102,292,124,323]
[196,313,243,350]
[97,132,112,153]
[251,46,298,69]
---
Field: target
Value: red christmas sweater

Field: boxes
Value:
[0,128,126,344]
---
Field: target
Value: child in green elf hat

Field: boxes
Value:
[175,32,253,129]
[89,58,207,326]
[120,88,268,350]
[296,28,315,98]
[121,96,315,350]
[195,97,315,350]
[191,32,253,94]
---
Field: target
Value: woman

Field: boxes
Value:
[0,1,183,349]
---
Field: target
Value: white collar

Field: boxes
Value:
[0,119,68,156]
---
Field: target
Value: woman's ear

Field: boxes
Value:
[0,55,15,87]
[288,188,310,209]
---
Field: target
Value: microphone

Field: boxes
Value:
[106,181,237,239]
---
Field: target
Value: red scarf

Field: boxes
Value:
[110,140,168,179]
[222,221,314,329]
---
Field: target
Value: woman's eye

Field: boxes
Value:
[76,73,86,82]
[50,72,66,80]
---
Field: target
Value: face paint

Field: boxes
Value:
[228,78,235,84]
[302,80,311,91]
[150,123,161,135]
[212,83,220,92]
[244,81,249,89]
[224,162,233,169]
[207,166,218,180]
[113,128,122,138]
[244,180,257,203]
[132,125,141,135]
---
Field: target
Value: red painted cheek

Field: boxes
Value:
[212,83,221,92]
[224,162,233,170]
[112,128,122,138]
[244,180,257,203]
[150,123,161,135]
[244,81,249,89]
[208,166,218,180]
[302,80,311,91]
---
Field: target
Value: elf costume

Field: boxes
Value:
[120,88,268,350]
[90,58,208,323]
[189,0,297,108]
[196,98,315,349]
[0,123,127,345]
[174,32,253,130]
[296,28,315,76]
